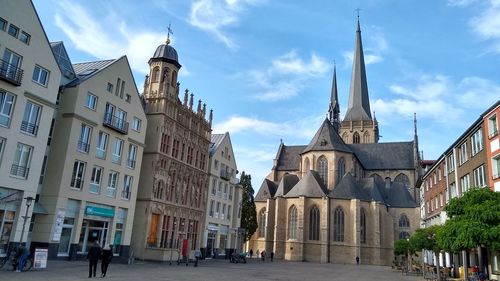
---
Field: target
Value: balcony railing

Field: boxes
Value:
[107,186,116,197]
[95,148,106,159]
[70,178,84,189]
[220,170,230,181]
[10,164,29,178]
[0,59,23,86]
[126,159,136,169]
[89,183,100,194]
[103,113,128,134]
[77,141,90,153]
[20,121,38,135]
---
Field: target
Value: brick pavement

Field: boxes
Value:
[0,258,423,281]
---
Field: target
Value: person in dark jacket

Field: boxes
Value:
[101,245,113,277]
[86,240,102,278]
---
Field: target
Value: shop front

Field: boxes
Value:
[77,204,114,254]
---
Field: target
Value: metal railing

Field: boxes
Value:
[20,121,38,135]
[77,141,90,152]
[126,159,136,169]
[103,113,128,134]
[70,178,84,189]
[0,59,23,86]
[10,164,29,178]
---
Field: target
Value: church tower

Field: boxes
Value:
[339,19,379,144]
[328,63,341,131]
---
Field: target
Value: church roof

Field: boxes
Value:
[348,142,415,170]
[254,179,278,202]
[386,181,418,208]
[274,145,307,171]
[284,170,329,198]
[344,19,372,122]
[150,43,181,68]
[302,119,352,154]
[274,174,300,197]
[330,173,372,200]
[209,134,225,157]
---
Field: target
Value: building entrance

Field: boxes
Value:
[78,219,109,252]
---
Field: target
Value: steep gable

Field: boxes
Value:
[302,119,352,154]
[284,170,329,197]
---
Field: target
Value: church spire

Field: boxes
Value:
[344,17,372,121]
[328,62,340,130]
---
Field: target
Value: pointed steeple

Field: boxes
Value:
[328,62,340,130]
[344,18,372,121]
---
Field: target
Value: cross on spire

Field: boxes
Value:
[166,21,173,45]
[355,8,362,18]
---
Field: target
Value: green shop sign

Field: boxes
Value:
[85,206,114,218]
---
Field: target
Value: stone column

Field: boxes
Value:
[273,197,286,259]
[265,199,276,257]
[351,199,360,264]
[320,196,330,263]
[371,201,381,265]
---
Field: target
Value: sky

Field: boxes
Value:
[32,0,500,190]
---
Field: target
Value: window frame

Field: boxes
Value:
[89,166,103,194]
[288,205,297,240]
[20,101,41,136]
[11,142,33,179]
[85,92,98,111]
[0,91,15,128]
[7,23,19,38]
[77,124,92,153]
[333,207,344,242]
[70,160,86,190]
[32,65,49,86]
[0,17,7,31]
[308,206,320,241]
[132,117,141,132]
[19,31,30,45]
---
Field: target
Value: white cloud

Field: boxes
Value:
[54,0,166,74]
[188,0,264,49]
[373,74,500,125]
[250,51,330,101]
[342,27,387,67]
[447,0,478,6]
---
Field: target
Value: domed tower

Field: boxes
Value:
[143,37,181,101]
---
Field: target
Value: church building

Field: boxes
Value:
[248,20,421,265]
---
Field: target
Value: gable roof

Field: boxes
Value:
[348,142,414,170]
[66,59,117,87]
[209,134,225,157]
[254,179,278,202]
[50,41,76,83]
[302,119,352,154]
[284,170,329,198]
[386,181,418,208]
[330,173,372,200]
[274,174,300,197]
[274,145,306,171]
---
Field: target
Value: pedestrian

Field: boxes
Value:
[15,244,29,272]
[356,256,360,265]
[261,250,266,262]
[101,245,113,277]
[256,249,260,259]
[270,251,274,262]
[249,249,253,258]
[86,240,102,278]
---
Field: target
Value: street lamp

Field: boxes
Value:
[19,196,34,246]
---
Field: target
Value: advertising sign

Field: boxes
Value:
[52,209,65,242]
[33,248,48,269]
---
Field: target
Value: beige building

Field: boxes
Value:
[0,0,61,255]
[131,38,212,261]
[248,20,420,266]
[31,53,147,260]
[202,132,243,258]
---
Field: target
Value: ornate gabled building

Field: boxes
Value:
[131,37,212,261]
[248,20,421,265]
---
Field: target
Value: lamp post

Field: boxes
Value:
[19,196,34,246]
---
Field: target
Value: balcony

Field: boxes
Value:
[77,141,90,153]
[103,113,128,134]
[70,178,84,190]
[20,121,38,136]
[220,170,230,181]
[10,164,29,178]
[107,186,116,197]
[122,190,131,200]
[0,59,24,86]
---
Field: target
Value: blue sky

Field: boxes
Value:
[33,0,500,190]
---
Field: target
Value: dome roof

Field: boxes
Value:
[150,43,181,68]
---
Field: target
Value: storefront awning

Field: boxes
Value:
[33,202,48,214]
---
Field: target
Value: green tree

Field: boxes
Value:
[394,239,411,256]
[240,172,257,241]
[436,188,500,252]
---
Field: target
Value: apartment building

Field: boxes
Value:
[202,132,242,258]
[0,0,61,255]
[484,102,500,192]
[31,53,147,260]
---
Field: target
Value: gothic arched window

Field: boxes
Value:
[395,173,411,192]
[288,205,298,240]
[399,231,410,240]
[171,70,178,86]
[353,132,360,144]
[258,208,267,237]
[317,156,328,186]
[342,132,349,143]
[333,207,344,242]
[363,131,370,143]
[152,67,160,82]
[309,206,320,241]
[360,208,367,244]
[337,157,345,182]
[399,214,410,228]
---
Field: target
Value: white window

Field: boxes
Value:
[438,169,442,181]
[21,101,41,135]
[439,193,443,207]
[70,160,86,189]
[448,154,455,172]
[32,65,49,86]
[215,202,220,218]
[132,117,141,132]
[107,82,113,93]
[489,114,498,138]
[112,138,124,164]
[458,142,468,165]
[127,144,137,169]
[122,175,132,200]
[116,109,127,131]
[0,91,15,127]
[107,171,118,197]
[96,131,108,159]
[89,166,103,194]
[471,129,483,156]
[11,143,32,178]
[85,92,97,110]
[460,174,470,194]
[473,165,486,187]
[492,155,500,181]
[229,186,233,200]
[3,49,22,82]
[77,124,92,153]
[0,137,6,163]
[222,204,226,220]
[450,182,457,199]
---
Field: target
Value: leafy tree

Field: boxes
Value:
[436,188,500,252]
[239,172,257,241]
[410,225,442,253]
[394,239,410,256]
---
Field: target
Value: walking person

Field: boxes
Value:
[356,256,360,265]
[261,250,266,262]
[86,240,102,278]
[101,245,113,277]
[15,244,29,272]
[270,251,274,262]
[249,249,253,258]
[256,249,260,259]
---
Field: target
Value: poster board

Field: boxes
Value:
[33,248,48,269]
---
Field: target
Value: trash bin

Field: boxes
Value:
[459,266,464,279]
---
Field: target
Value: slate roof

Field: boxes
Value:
[284,170,329,198]
[254,179,278,202]
[50,41,76,81]
[348,142,415,170]
[274,145,307,171]
[209,134,225,157]
[330,173,372,200]
[302,119,352,154]
[385,181,418,208]
[67,59,117,87]
[274,174,300,197]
